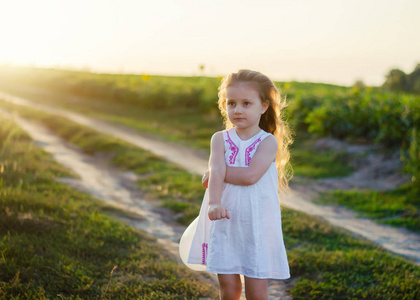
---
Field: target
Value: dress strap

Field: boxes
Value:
[223,129,239,165]
[244,131,273,166]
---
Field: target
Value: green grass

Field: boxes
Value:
[1,100,420,299]
[316,183,420,233]
[0,117,217,299]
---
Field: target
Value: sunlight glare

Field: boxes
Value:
[0,1,66,65]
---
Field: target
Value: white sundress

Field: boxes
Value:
[182,127,290,280]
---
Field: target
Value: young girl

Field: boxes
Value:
[180,69,293,300]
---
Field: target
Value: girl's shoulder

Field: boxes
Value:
[256,131,278,153]
[260,133,278,147]
[257,130,276,144]
[211,131,225,143]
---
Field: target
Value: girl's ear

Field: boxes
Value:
[261,101,269,114]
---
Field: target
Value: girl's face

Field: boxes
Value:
[226,82,268,131]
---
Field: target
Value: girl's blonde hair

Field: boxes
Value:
[218,69,294,194]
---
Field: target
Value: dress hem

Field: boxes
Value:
[206,267,290,280]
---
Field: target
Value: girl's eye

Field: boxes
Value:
[227,102,235,106]
[244,102,251,106]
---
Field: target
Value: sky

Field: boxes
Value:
[0,0,419,86]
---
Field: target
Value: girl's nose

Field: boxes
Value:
[234,107,242,114]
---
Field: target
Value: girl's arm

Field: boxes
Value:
[207,132,230,220]
[225,135,277,186]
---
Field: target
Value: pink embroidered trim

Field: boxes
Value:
[226,131,239,165]
[245,137,262,166]
[202,243,208,265]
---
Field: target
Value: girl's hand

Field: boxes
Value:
[202,170,210,188]
[208,204,230,221]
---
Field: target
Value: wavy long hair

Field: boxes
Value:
[218,69,294,194]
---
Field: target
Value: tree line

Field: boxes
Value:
[383,63,420,94]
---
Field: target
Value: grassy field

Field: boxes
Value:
[1,101,420,299]
[0,117,217,299]
[0,88,417,231]
[1,71,419,221]
[3,88,419,236]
